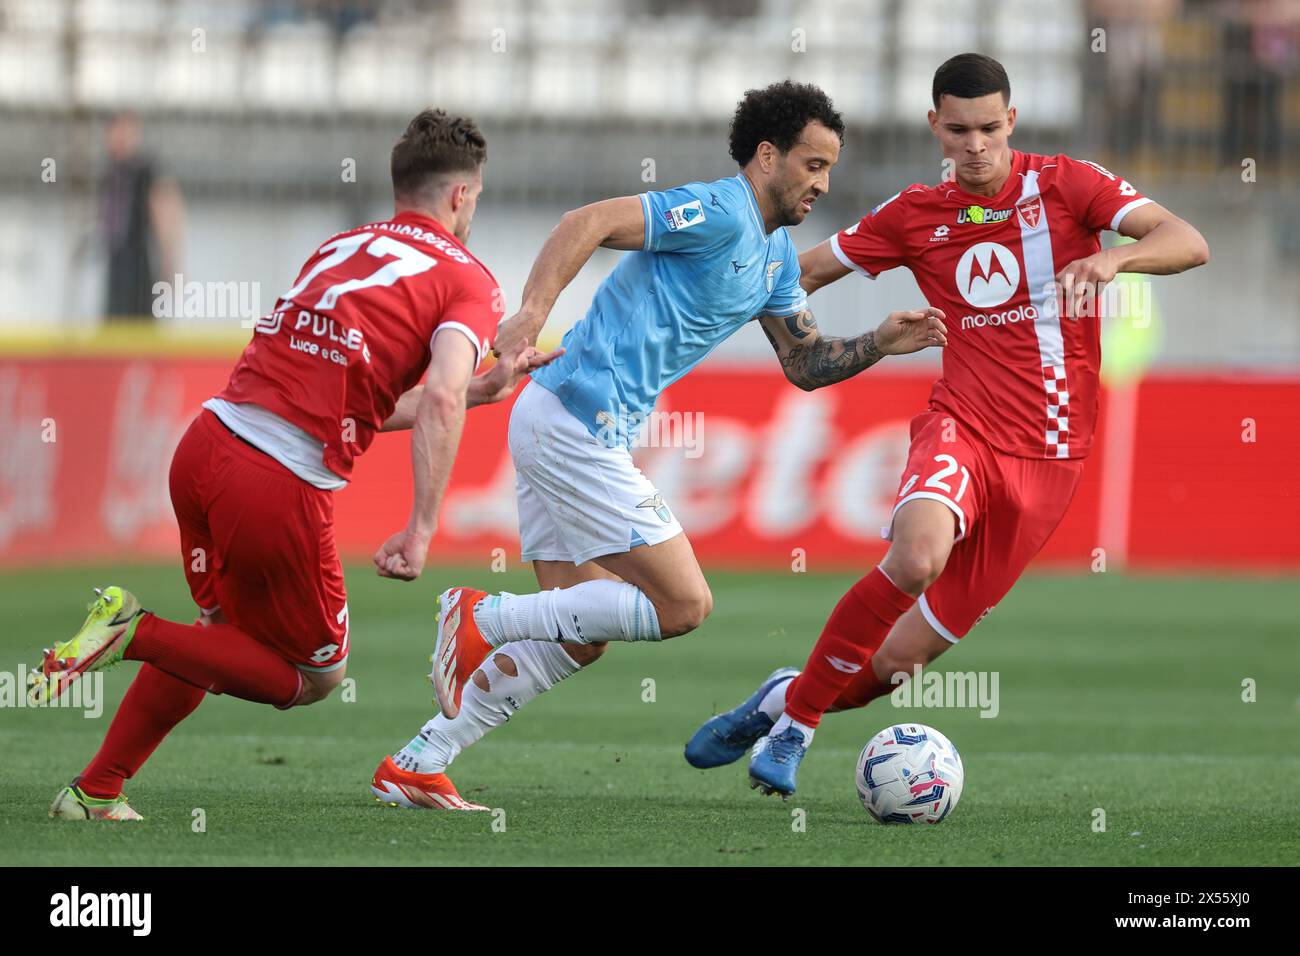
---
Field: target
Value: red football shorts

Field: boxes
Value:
[168,410,350,671]
[888,408,1084,642]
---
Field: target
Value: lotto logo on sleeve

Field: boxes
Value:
[665,200,706,232]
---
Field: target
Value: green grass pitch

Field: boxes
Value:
[1,563,1296,866]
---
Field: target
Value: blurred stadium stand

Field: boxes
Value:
[0,0,1296,366]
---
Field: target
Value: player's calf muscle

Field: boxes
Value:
[880,604,954,675]
[874,632,948,678]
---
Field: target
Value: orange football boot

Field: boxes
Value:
[430,587,492,719]
[370,756,488,811]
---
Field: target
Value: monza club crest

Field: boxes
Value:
[1016,196,1043,230]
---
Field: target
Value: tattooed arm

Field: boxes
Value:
[757,306,948,391]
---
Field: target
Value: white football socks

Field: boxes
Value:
[758,675,794,720]
[769,713,815,746]
[473,580,661,647]
[394,640,582,775]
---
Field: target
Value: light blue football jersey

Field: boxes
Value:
[530,173,807,447]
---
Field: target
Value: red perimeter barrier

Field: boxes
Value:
[0,357,1296,571]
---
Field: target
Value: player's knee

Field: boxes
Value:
[698,586,715,624]
[874,643,918,678]
[294,665,347,707]
[657,584,713,638]
[565,642,608,666]
[883,542,948,593]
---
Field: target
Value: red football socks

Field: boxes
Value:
[783,568,915,728]
[124,613,302,708]
[829,665,894,712]
[79,664,205,798]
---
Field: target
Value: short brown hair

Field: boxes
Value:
[932,53,1010,109]
[390,108,487,198]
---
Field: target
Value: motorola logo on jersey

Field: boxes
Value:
[960,303,1038,331]
[955,242,1021,308]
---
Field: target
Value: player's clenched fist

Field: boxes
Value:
[1055,251,1118,319]
[875,307,948,355]
[374,528,432,581]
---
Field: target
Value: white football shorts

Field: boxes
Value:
[510,382,683,565]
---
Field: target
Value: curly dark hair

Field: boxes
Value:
[728,80,845,167]
[391,108,487,197]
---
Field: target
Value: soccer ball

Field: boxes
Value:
[855,723,963,824]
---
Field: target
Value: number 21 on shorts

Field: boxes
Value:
[900,454,971,502]
[925,454,971,502]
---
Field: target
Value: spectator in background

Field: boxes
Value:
[1088,0,1179,162]
[1220,0,1299,169]
[100,112,184,322]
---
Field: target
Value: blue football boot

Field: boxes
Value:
[748,723,810,798]
[684,667,798,769]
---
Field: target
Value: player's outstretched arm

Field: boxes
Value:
[467,341,565,406]
[373,330,478,581]
[1055,202,1209,304]
[758,306,947,391]
[798,240,853,295]
[492,196,646,356]
[381,385,424,432]
[380,342,565,430]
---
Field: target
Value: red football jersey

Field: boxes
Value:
[218,211,501,479]
[832,150,1151,459]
